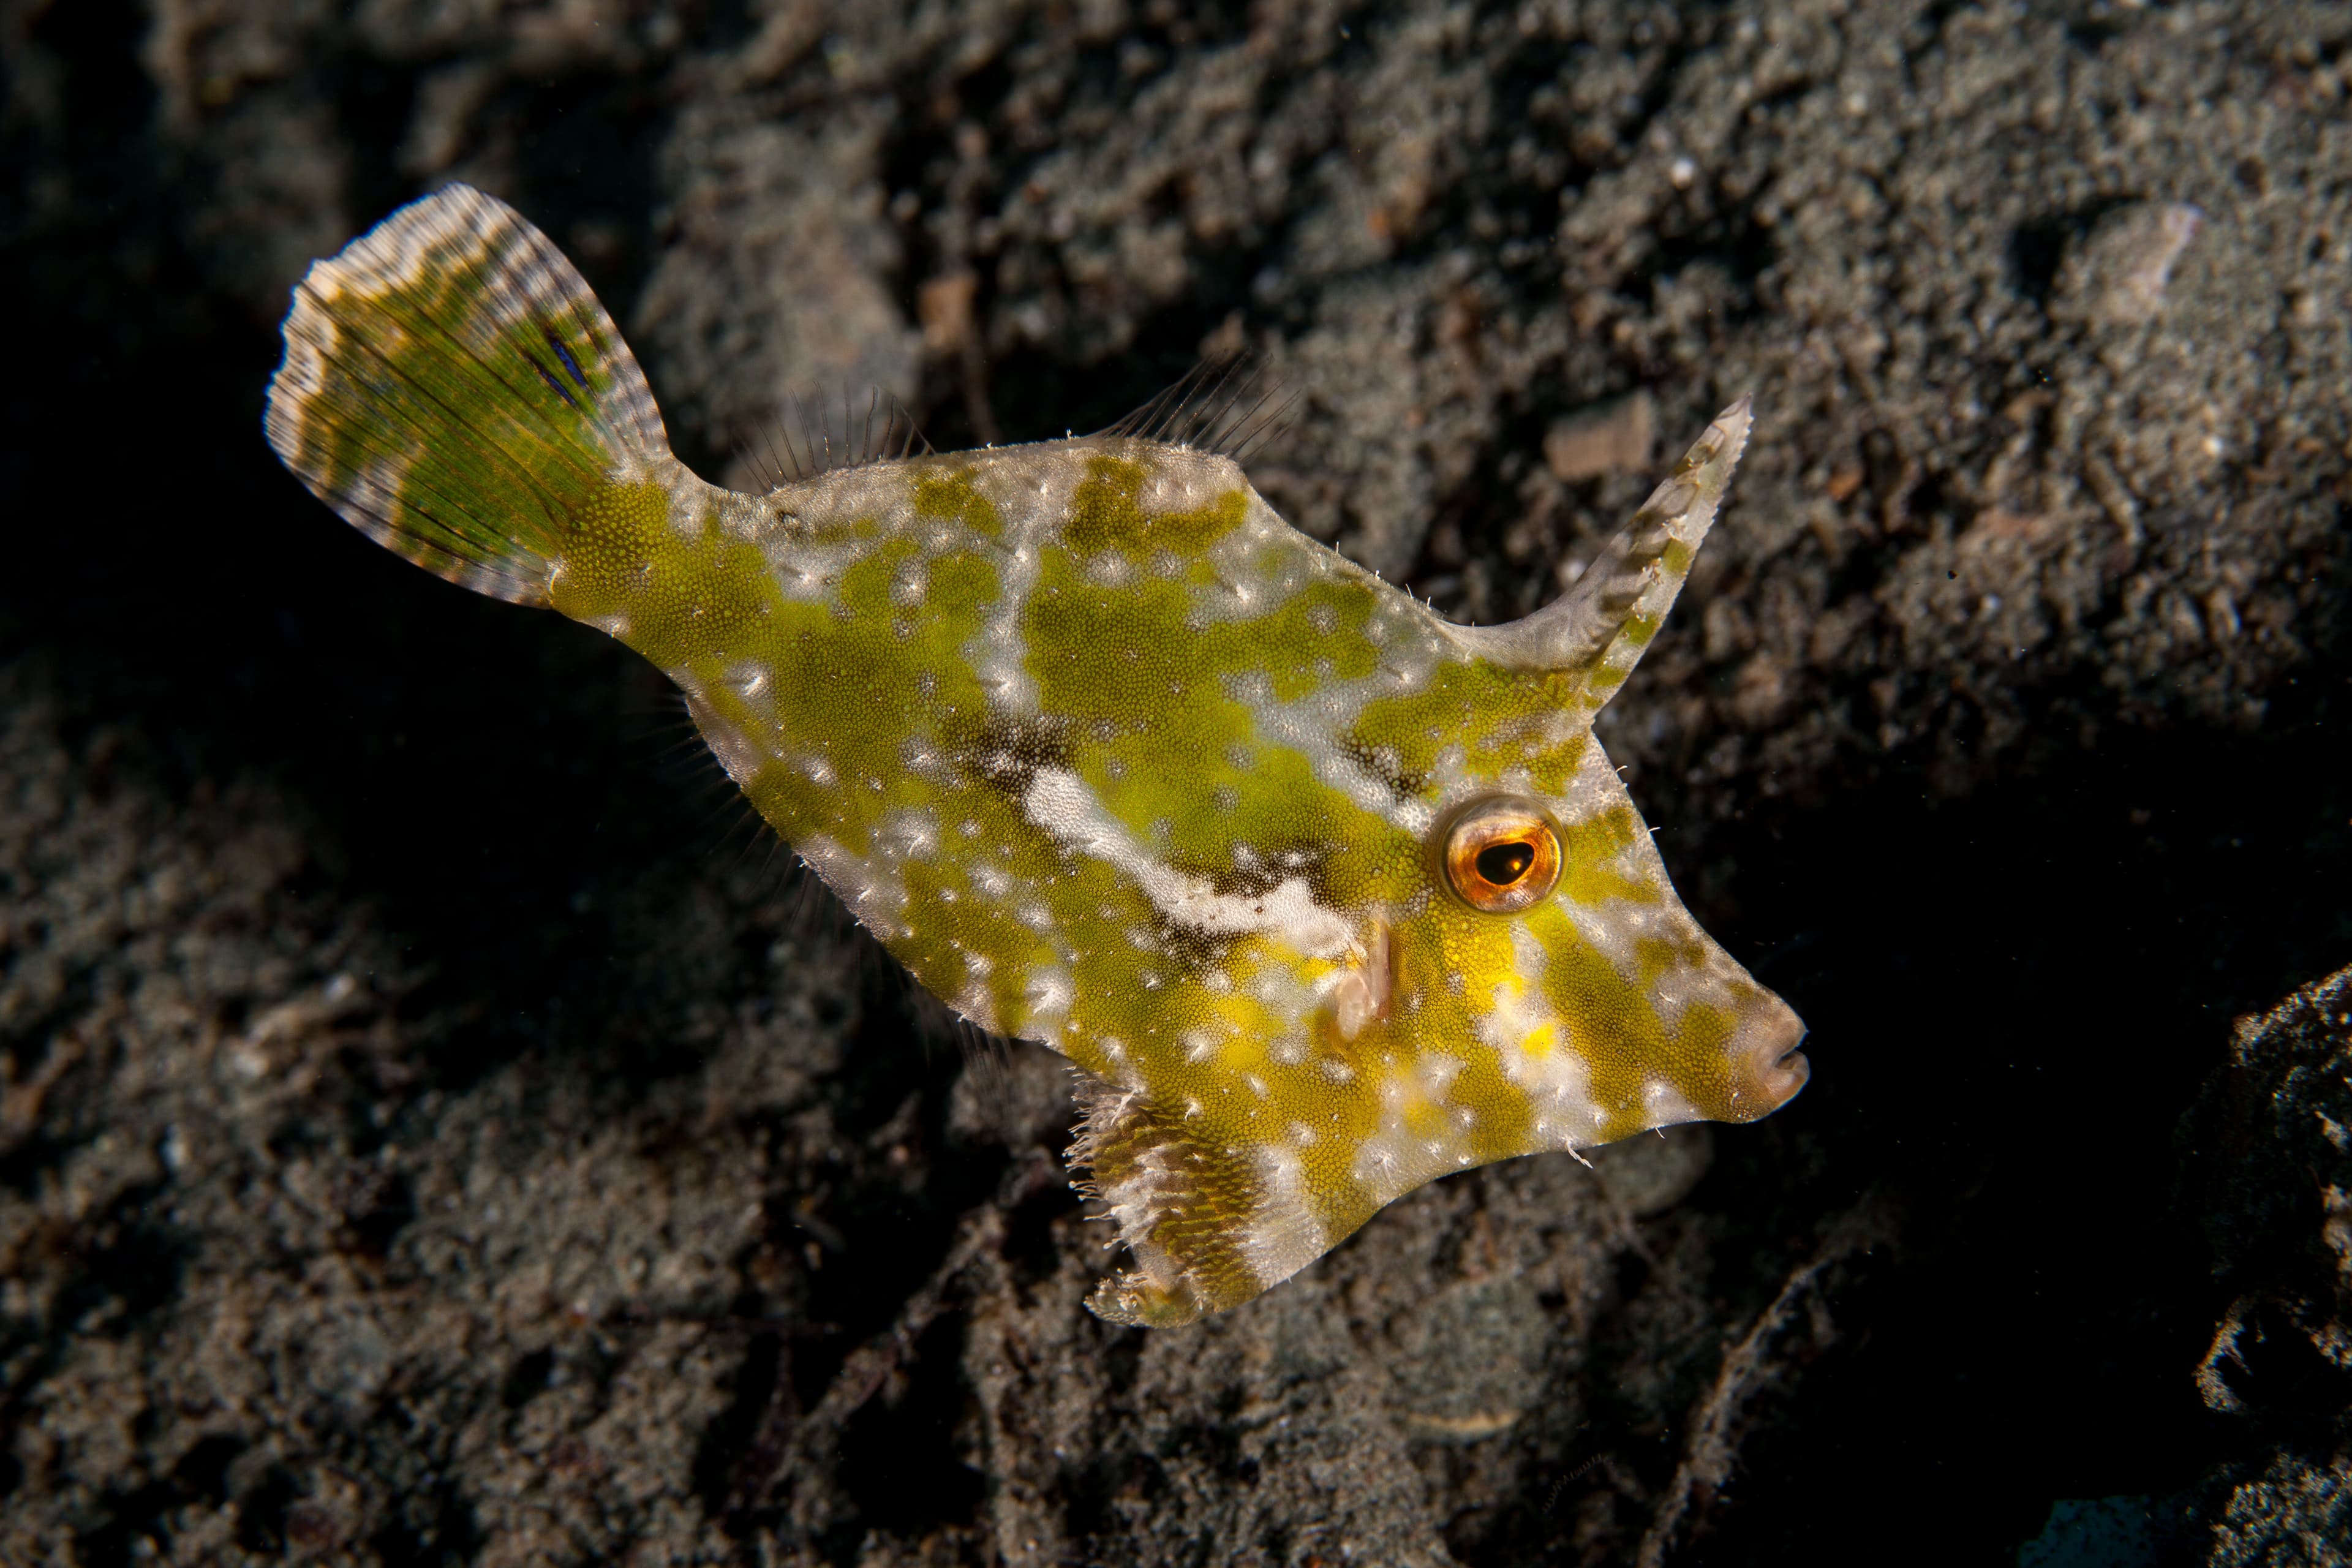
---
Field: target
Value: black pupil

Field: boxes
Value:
[1476,840,1536,886]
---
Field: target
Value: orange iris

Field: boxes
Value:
[1439,797,1563,914]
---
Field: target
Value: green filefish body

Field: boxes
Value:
[267,186,1807,1326]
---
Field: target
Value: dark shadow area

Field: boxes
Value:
[834,1310,987,1538]
[1667,660,2351,1563]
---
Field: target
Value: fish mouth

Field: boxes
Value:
[1725,997,1811,1120]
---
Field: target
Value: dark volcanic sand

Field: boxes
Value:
[4,1,2350,1562]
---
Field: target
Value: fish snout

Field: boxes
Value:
[1725,995,1809,1120]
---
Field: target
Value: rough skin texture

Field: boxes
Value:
[267,184,1806,1328]
[5,0,2351,1562]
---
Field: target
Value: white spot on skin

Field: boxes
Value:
[872,807,941,865]
[1022,967,1074,1035]
[891,560,927,607]
[794,832,910,940]
[724,661,771,700]
[684,693,770,786]
[1642,1080,1703,1129]
[951,981,1001,1033]
[1415,1052,1463,1100]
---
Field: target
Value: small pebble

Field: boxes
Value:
[2056,202,2203,326]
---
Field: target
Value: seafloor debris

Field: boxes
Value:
[2054,201,2204,328]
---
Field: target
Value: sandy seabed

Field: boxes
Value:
[4,2,2350,1563]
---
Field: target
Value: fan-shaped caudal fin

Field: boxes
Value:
[1452,397,1752,705]
[265,183,678,606]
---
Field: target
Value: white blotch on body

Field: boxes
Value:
[1020,768,1351,957]
[1235,1144,1328,1289]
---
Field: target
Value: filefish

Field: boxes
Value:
[265,185,1809,1327]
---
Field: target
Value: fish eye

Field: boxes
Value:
[1441,798,1562,914]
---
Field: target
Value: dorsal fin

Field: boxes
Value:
[1099,355,1297,464]
[733,387,933,492]
[1448,397,1752,707]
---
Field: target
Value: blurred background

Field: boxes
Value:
[2,1,2349,1562]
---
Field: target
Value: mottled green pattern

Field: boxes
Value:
[267,186,1809,1328]
[266,185,667,605]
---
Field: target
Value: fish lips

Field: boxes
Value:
[1721,993,1811,1121]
